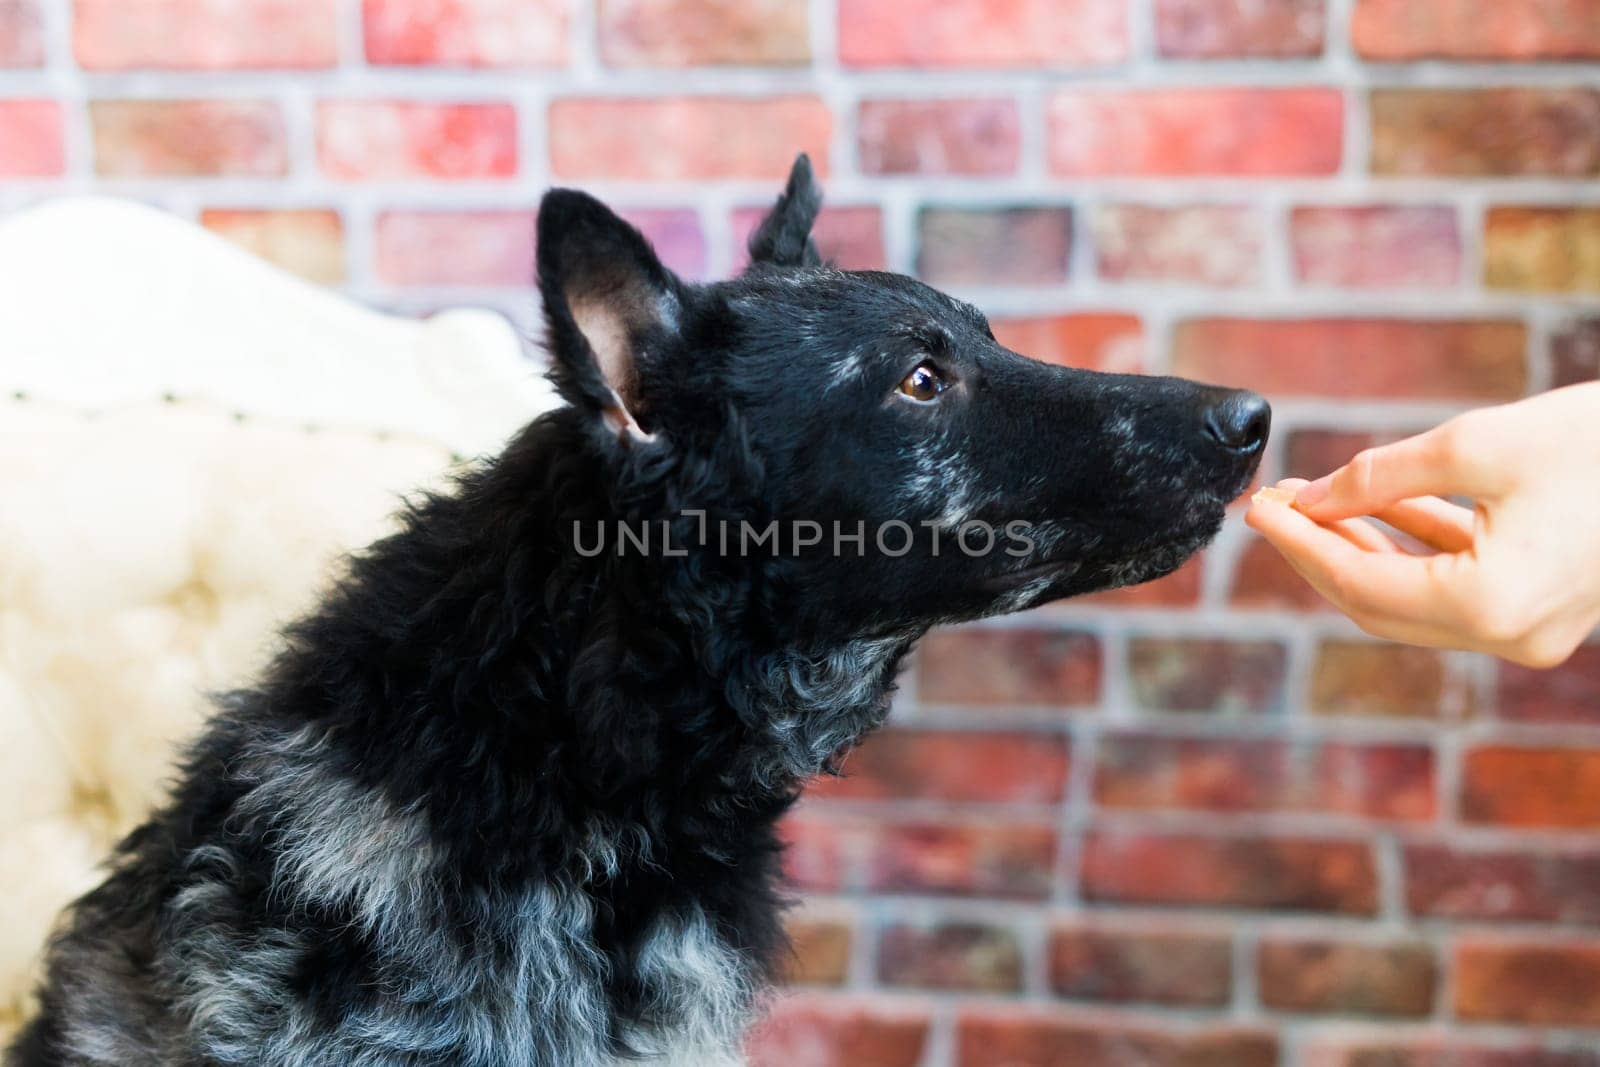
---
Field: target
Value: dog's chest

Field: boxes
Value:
[382,889,755,1066]
[610,905,757,1064]
[185,751,762,1064]
[169,876,755,1067]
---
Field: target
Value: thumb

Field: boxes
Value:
[1295,418,1507,522]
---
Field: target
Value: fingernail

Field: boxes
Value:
[1295,477,1330,508]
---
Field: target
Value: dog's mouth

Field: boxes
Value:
[981,508,1226,601]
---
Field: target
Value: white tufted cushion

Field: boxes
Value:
[0,199,557,1037]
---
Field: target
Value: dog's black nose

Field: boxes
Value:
[1202,390,1271,453]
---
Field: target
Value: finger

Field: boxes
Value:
[1343,610,1472,652]
[1328,517,1407,555]
[1245,504,1372,615]
[1371,496,1475,554]
[1294,417,1509,522]
[1251,517,1451,647]
[1246,499,1460,626]
[1249,487,1405,556]
[1260,531,1471,650]
[1262,477,1471,553]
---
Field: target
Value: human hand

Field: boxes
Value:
[1245,382,1600,668]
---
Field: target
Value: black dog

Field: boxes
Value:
[10,156,1267,1066]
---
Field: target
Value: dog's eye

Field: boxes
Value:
[897,361,946,403]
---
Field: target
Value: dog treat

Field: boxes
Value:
[1251,485,1299,506]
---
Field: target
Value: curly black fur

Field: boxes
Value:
[10,156,1265,1066]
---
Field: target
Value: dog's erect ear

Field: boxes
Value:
[747,153,822,269]
[538,189,681,443]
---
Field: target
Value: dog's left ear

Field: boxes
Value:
[538,188,682,444]
[747,153,822,269]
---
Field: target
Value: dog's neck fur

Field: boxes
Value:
[273,407,913,814]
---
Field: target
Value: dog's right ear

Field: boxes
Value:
[538,188,681,446]
[747,153,822,269]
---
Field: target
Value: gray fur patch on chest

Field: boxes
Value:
[52,725,759,1067]
[617,909,755,1064]
[172,841,617,1066]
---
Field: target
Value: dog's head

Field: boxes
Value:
[538,156,1267,641]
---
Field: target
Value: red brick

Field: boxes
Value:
[0,99,62,177]
[1455,940,1600,1025]
[1553,319,1600,386]
[1092,204,1262,287]
[1371,89,1600,177]
[1048,924,1232,1006]
[1079,554,1201,607]
[1498,644,1600,725]
[1048,88,1343,177]
[200,209,345,285]
[599,0,807,66]
[781,811,1060,899]
[877,922,1023,992]
[1318,748,1446,825]
[617,209,708,280]
[916,206,1071,287]
[778,812,847,892]
[1258,937,1436,1017]
[364,0,569,67]
[549,96,829,180]
[1310,640,1460,720]
[814,729,1070,804]
[1171,318,1528,401]
[1126,637,1287,714]
[1291,206,1461,289]
[317,101,516,180]
[1462,747,1600,828]
[746,995,929,1067]
[992,314,1143,374]
[75,0,337,69]
[783,914,853,986]
[1304,1038,1600,1067]
[839,0,1127,67]
[376,211,534,287]
[1485,207,1600,293]
[1082,831,1378,914]
[870,819,1059,899]
[1285,428,1422,482]
[729,204,884,271]
[859,99,1020,176]
[958,1009,1277,1067]
[1405,842,1600,924]
[1230,538,1333,612]
[916,627,1100,708]
[1354,0,1600,60]
[375,208,703,287]
[1097,735,1436,821]
[1156,0,1325,57]
[0,0,43,66]
[91,100,287,178]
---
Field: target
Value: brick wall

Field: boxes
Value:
[3,1,1600,1064]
